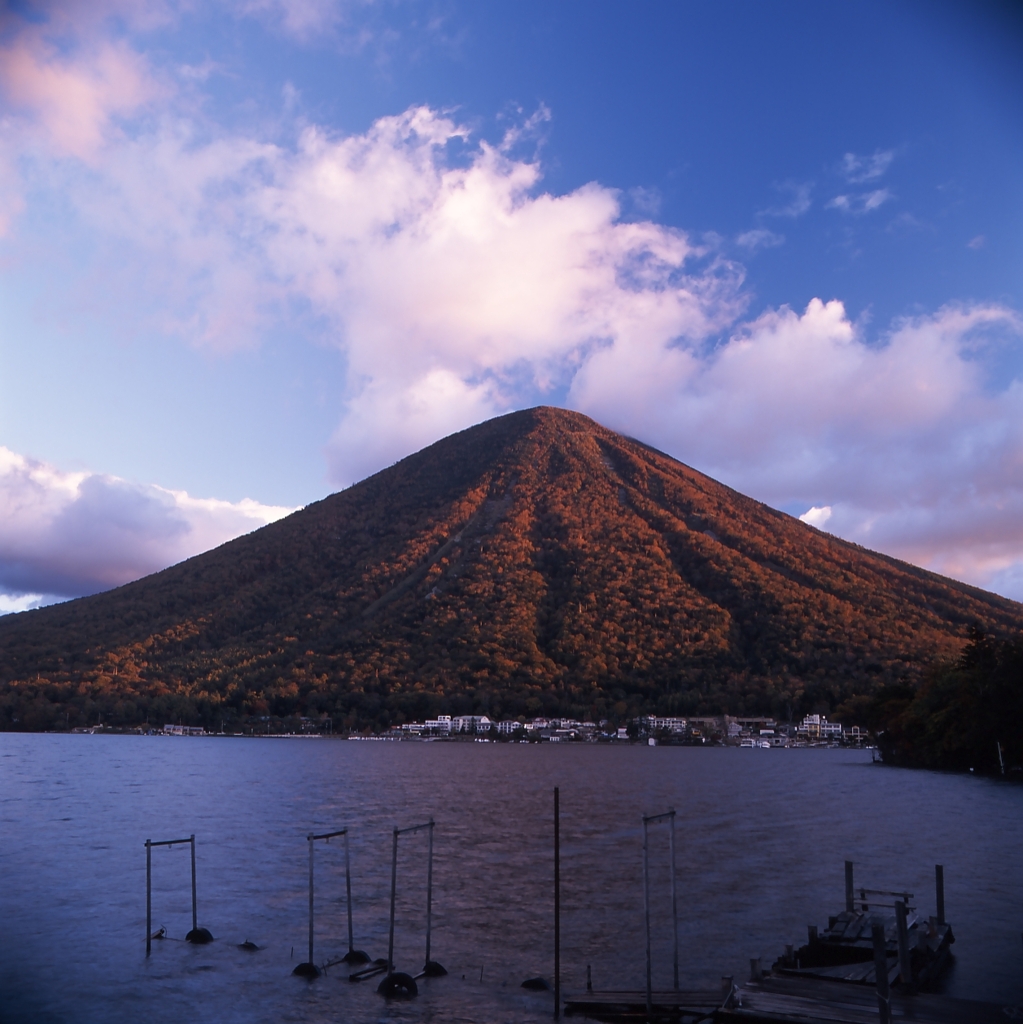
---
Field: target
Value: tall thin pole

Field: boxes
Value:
[669,809,679,991]
[345,831,355,954]
[308,835,315,967]
[872,922,891,1024]
[845,860,855,913]
[387,827,399,974]
[425,819,435,966]
[935,864,945,925]
[554,787,560,1020]
[146,840,152,957]
[643,816,652,1018]
[189,835,197,934]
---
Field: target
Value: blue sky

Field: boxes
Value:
[0,0,1021,610]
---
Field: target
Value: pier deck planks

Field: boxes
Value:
[718,977,1013,1024]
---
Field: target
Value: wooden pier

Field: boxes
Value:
[719,975,1013,1024]
[563,987,725,1020]
[565,977,1015,1023]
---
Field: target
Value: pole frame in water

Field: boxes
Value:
[387,819,435,977]
[298,828,348,975]
[554,786,560,1020]
[143,834,194,955]
[642,807,679,1012]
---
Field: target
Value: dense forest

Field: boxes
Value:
[2,407,1022,734]
[870,629,1023,774]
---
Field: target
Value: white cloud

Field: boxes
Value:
[840,149,894,183]
[572,299,1023,600]
[736,228,784,252]
[761,180,812,218]
[799,506,833,529]
[0,446,295,604]
[827,188,893,215]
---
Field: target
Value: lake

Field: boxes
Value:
[1,735,1021,1023]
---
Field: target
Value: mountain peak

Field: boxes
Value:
[2,408,1021,732]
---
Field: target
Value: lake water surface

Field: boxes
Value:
[1,735,1021,1023]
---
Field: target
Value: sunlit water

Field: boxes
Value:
[1,736,1021,1023]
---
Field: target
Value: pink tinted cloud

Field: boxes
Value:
[0,4,164,160]
[0,446,295,602]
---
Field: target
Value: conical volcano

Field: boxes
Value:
[2,407,1021,732]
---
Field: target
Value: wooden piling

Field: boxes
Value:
[935,865,945,926]
[845,860,854,913]
[554,786,561,1020]
[872,922,891,1024]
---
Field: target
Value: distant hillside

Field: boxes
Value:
[2,406,1021,733]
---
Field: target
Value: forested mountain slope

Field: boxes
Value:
[2,407,1021,732]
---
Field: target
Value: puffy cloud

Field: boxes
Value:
[799,506,833,529]
[0,2,166,162]
[572,300,1023,599]
[0,447,295,604]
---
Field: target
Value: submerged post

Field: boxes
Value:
[643,814,652,1018]
[146,840,152,957]
[388,827,399,975]
[554,787,561,1020]
[895,900,912,990]
[845,860,854,913]
[935,865,945,926]
[872,922,891,1024]
[190,835,197,935]
[669,808,678,991]
[425,819,435,967]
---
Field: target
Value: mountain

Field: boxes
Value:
[2,406,1021,733]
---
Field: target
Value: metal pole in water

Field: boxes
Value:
[425,819,435,967]
[146,840,152,957]
[895,900,912,990]
[387,827,398,974]
[308,835,315,968]
[554,787,560,1020]
[345,831,355,954]
[871,922,891,1024]
[643,815,652,1018]
[935,865,945,926]
[190,835,197,935]
[845,860,854,913]
[669,808,679,991]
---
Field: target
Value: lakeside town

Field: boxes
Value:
[135,711,871,746]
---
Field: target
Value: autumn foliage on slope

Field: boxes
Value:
[1,407,1021,733]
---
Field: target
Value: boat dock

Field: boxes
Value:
[565,976,1014,1023]
[719,975,1012,1023]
